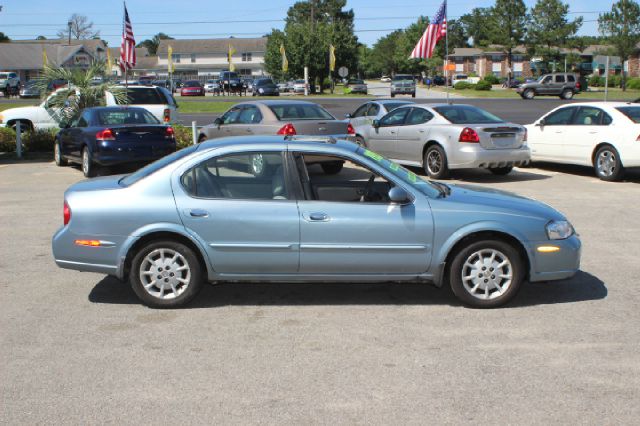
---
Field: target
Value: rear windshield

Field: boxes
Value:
[96,109,159,125]
[434,105,504,124]
[119,88,166,105]
[616,106,640,123]
[269,104,334,120]
[120,145,199,187]
[348,79,364,84]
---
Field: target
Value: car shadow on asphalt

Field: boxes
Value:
[88,270,606,309]
[531,161,640,183]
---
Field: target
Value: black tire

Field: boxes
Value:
[321,161,344,175]
[449,239,524,308]
[489,166,513,175]
[594,145,624,181]
[390,93,395,98]
[10,120,31,134]
[355,135,366,147]
[522,89,534,100]
[560,89,574,100]
[130,240,203,308]
[81,147,96,178]
[423,144,449,179]
[54,141,67,166]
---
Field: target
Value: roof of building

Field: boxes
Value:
[108,47,149,59]
[0,43,92,70]
[156,37,268,55]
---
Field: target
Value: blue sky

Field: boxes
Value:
[0,0,605,47]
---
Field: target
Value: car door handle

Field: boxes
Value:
[189,209,209,218]
[419,129,425,133]
[306,212,330,222]
[390,130,396,134]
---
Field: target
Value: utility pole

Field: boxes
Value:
[67,20,72,45]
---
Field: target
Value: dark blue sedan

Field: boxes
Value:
[54,106,177,177]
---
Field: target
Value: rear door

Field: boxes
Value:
[563,106,613,164]
[366,107,409,157]
[395,108,434,161]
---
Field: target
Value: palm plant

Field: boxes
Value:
[34,61,128,124]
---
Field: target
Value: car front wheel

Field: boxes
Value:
[424,144,449,179]
[449,239,524,308]
[523,89,534,99]
[594,145,624,181]
[561,89,574,100]
[130,240,203,308]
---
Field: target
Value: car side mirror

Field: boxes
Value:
[388,187,411,204]
[213,117,222,126]
[536,118,545,127]
[344,113,352,119]
[372,119,380,128]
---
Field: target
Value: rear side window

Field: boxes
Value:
[555,75,565,83]
[269,104,334,120]
[352,104,369,118]
[120,88,166,105]
[367,104,380,116]
[406,108,434,125]
[616,107,640,123]
[567,75,575,82]
[573,107,610,126]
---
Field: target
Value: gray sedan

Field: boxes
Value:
[359,104,530,179]
[347,99,414,145]
[52,136,581,309]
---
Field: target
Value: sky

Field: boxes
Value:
[0,0,607,48]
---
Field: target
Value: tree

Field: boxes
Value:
[527,0,582,65]
[599,0,640,90]
[57,14,99,40]
[137,33,174,55]
[0,32,10,43]
[489,0,528,81]
[36,35,47,40]
[460,8,493,47]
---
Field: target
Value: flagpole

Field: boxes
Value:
[123,2,128,96]
[445,0,450,104]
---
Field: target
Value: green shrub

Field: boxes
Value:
[23,129,56,152]
[172,125,194,150]
[607,75,622,88]
[483,74,500,85]
[589,75,603,87]
[475,80,492,91]
[0,127,16,152]
[625,78,640,90]
[454,81,474,90]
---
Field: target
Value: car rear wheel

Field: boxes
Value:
[412,92,416,98]
[130,240,203,308]
[81,147,95,178]
[523,89,534,100]
[489,166,513,175]
[561,89,574,100]
[54,141,67,166]
[424,145,449,179]
[449,239,524,308]
[321,161,344,175]
[594,145,624,181]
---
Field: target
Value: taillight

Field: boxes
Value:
[63,200,71,225]
[576,82,581,90]
[459,127,480,143]
[277,123,297,136]
[347,123,355,135]
[163,108,170,123]
[165,126,175,139]
[96,128,115,141]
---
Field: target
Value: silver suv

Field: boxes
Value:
[516,73,581,100]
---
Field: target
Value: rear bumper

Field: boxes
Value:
[93,143,176,166]
[449,145,531,169]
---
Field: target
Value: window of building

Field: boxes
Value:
[172,53,181,63]
[242,53,252,62]
[190,53,196,63]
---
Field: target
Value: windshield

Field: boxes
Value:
[0,74,8,79]
[348,79,364,84]
[184,81,201,87]
[434,105,504,124]
[120,145,199,187]
[97,109,160,125]
[357,147,441,197]
[616,106,640,123]
[393,75,413,81]
[257,79,274,85]
[269,104,334,120]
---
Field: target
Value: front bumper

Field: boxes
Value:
[391,87,415,94]
[528,234,581,282]
[449,145,531,169]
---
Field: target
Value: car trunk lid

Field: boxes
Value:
[288,120,349,136]
[476,125,525,149]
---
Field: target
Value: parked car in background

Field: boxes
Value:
[516,72,581,100]
[293,80,308,94]
[151,80,170,89]
[276,82,289,93]
[347,99,414,145]
[204,79,221,94]
[53,106,176,177]
[52,136,581,309]
[451,74,480,87]
[220,71,245,95]
[525,102,640,181]
[344,79,368,94]
[390,75,416,98]
[180,80,205,96]
[243,79,255,93]
[502,78,523,89]
[359,104,529,178]
[380,76,391,82]
[252,78,280,96]
[0,71,20,95]
[432,76,446,86]
[19,81,42,99]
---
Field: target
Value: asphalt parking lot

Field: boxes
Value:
[1,157,639,423]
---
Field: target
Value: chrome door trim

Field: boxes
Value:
[300,244,429,251]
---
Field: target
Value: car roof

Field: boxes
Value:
[83,106,152,113]
[197,135,358,153]
[238,99,318,106]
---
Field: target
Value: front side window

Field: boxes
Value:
[544,107,576,125]
[379,108,409,126]
[181,152,287,200]
[237,106,262,124]
[220,106,242,124]
[352,104,369,118]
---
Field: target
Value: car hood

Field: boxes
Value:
[444,183,566,221]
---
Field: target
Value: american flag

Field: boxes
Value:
[119,3,136,71]
[410,0,447,59]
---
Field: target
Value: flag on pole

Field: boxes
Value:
[119,2,136,71]
[42,47,48,67]
[280,44,288,73]
[329,44,336,72]
[167,45,174,73]
[410,0,447,59]
[106,48,112,73]
[228,44,236,72]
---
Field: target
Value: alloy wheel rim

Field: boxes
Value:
[461,248,513,300]
[597,151,615,177]
[139,248,191,300]
[427,150,442,174]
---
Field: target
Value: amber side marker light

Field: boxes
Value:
[537,245,560,253]
[75,240,102,247]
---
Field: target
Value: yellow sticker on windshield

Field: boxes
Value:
[389,162,400,171]
[407,171,418,182]
[363,149,383,162]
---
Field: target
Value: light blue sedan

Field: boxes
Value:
[52,136,581,308]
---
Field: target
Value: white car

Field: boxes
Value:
[380,76,391,82]
[0,85,179,132]
[451,74,480,87]
[525,102,640,181]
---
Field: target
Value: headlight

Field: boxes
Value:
[546,220,574,240]
[258,88,264,93]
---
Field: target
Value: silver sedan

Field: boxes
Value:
[347,100,414,145]
[359,104,530,179]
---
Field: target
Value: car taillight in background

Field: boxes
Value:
[96,128,115,141]
[459,127,480,143]
[576,82,581,90]
[165,126,175,139]
[163,108,170,123]
[347,123,355,135]
[277,123,297,136]
[63,201,71,225]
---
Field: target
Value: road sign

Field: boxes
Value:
[338,66,348,78]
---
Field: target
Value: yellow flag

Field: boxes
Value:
[329,44,336,72]
[106,48,112,73]
[167,45,174,73]
[228,44,236,72]
[42,47,48,67]
[280,44,288,73]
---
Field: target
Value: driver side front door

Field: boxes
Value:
[366,107,410,157]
